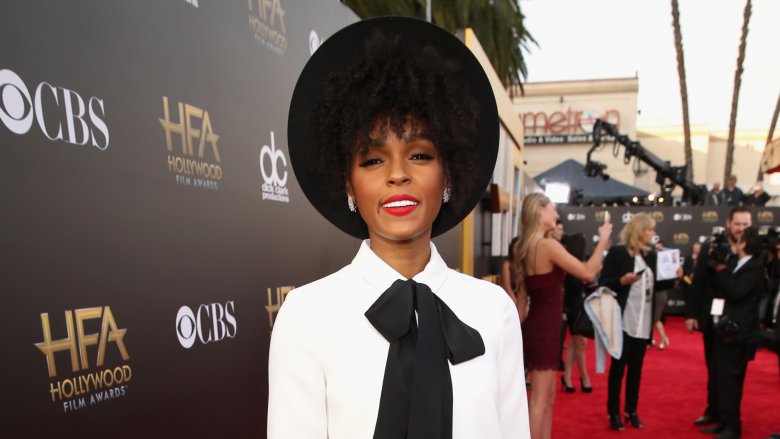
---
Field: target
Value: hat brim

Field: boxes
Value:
[288,16,498,239]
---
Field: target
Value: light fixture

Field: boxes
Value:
[544,182,571,204]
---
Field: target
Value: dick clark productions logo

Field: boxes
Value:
[260,130,290,203]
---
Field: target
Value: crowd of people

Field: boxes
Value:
[704,175,772,206]
[502,199,778,439]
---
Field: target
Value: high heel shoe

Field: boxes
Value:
[624,412,644,429]
[580,376,593,393]
[658,337,670,350]
[561,375,575,393]
[609,414,625,431]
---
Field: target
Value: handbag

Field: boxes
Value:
[572,300,594,339]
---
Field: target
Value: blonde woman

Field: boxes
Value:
[599,212,658,431]
[513,193,612,439]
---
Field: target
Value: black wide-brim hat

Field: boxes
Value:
[288,16,498,239]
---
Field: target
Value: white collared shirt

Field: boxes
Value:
[623,254,654,339]
[734,255,752,273]
[268,240,530,439]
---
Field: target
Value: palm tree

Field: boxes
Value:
[757,92,780,181]
[671,0,693,181]
[724,0,752,182]
[341,0,535,93]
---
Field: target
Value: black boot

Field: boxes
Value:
[609,414,625,431]
[694,413,718,425]
[624,412,644,429]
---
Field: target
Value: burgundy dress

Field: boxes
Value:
[521,265,566,370]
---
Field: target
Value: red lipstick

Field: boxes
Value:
[381,194,419,216]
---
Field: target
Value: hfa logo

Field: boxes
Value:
[650,211,664,222]
[248,0,287,54]
[673,233,690,245]
[34,306,131,413]
[702,211,719,223]
[265,286,294,329]
[160,96,222,191]
[0,68,109,149]
[757,211,774,223]
[260,131,289,203]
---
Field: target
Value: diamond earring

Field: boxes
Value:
[347,195,357,212]
[442,186,452,203]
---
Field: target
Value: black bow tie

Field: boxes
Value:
[365,279,485,439]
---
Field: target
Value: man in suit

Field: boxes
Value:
[722,175,745,206]
[704,182,723,206]
[685,206,752,434]
[708,226,764,439]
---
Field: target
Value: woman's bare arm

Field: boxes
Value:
[544,219,612,281]
[500,260,516,303]
[516,283,529,322]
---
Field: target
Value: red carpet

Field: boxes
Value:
[549,317,779,439]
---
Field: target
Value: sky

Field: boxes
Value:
[519,0,780,133]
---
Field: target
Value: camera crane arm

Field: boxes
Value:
[585,119,707,204]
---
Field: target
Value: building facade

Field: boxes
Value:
[513,78,777,204]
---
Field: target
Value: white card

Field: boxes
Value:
[710,298,725,316]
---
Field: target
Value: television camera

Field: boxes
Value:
[585,119,707,205]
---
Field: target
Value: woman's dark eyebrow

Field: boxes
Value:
[403,132,432,142]
[364,131,432,149]
[366,137,387,149]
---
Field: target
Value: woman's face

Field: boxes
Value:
[642,226,656,245]
[347,126,445,244]
[538,201,559,232]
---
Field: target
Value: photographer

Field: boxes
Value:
[761,228,780,327]
[708,226,765,439]
[685,206,752,436]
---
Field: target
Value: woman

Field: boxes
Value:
[600,212,657,431]
[514,194,611,439]
[561,232,593,393]
[269,17,529,439]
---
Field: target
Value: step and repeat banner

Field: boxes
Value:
[557,206,780,314]
[0,1,460,436]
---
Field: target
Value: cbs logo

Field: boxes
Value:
[309,30,320,55]
[260,131,288,187]
[0,68,109,149]
[176,301,237,349]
